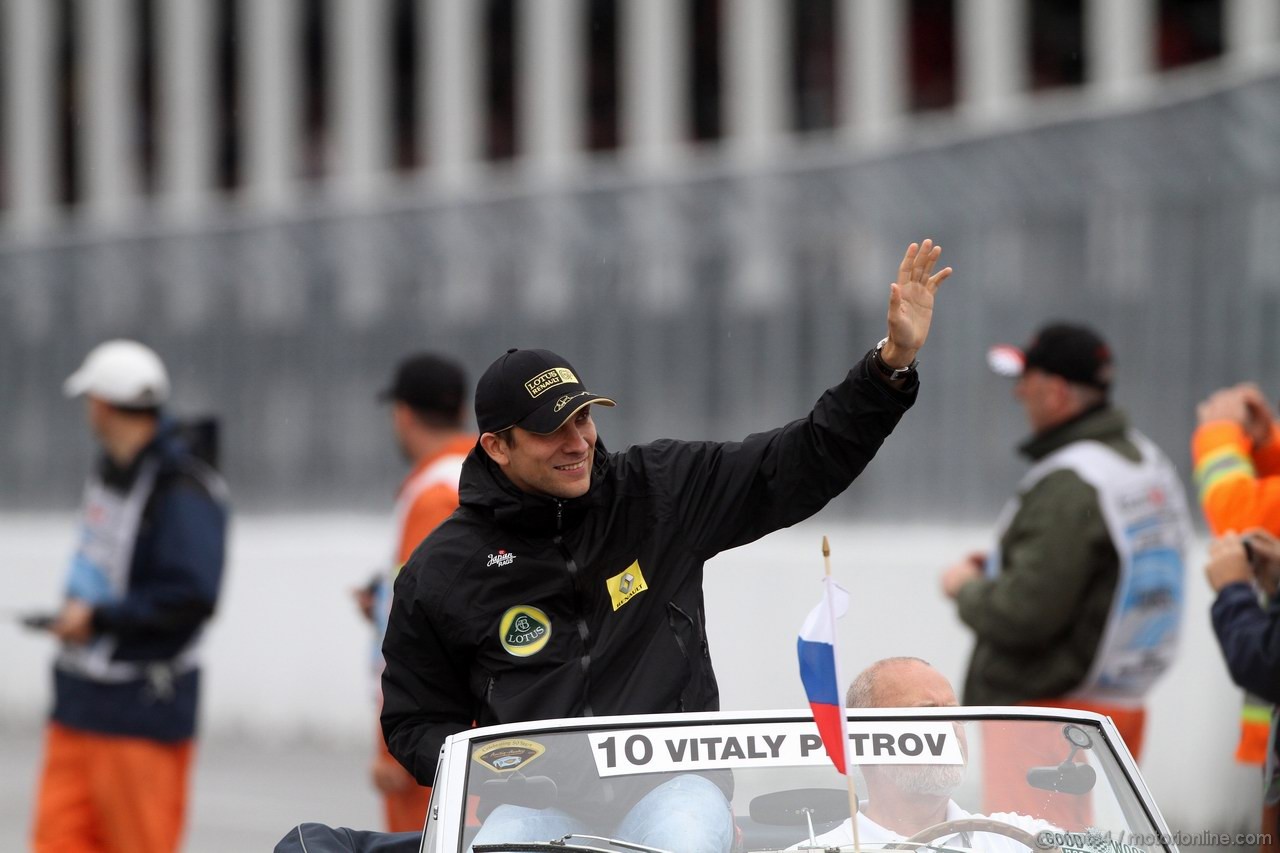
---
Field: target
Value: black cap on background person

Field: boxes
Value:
[474,348,616,436]
[986,322,1114,392]
[380,352,468,427]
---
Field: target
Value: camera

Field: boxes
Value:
[1243,536,1259,568]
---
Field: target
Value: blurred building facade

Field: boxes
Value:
[1,0,1279,513]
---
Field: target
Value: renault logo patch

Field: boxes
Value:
[606,561,649,612]
[500,606,552,657]
[472,738,546,773]
[525,368,578,398]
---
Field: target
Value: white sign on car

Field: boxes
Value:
[588,721,963,777]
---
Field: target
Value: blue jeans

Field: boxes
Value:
[469,773,733,853]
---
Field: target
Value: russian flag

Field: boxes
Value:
[797,577,850,774]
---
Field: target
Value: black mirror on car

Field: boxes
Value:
[1027,724,1098,794]
[1026,762,1097,795]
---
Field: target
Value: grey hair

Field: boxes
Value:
[846,656,932,709]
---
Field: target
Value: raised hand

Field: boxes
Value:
[881,238,953,369]
[1196,387,1250,428]
[1237,383,1276,447]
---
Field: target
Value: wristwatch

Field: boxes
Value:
[873,337,918,381]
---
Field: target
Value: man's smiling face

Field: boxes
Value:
[483,406,597,499]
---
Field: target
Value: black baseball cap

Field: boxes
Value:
[987,323,1114,390]
[379,353,468,418]
[475,348,616,435]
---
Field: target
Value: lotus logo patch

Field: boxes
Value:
[524,368,578,398]
[472,738,546,773]
[500,605,552,657]
[606,561,649,612]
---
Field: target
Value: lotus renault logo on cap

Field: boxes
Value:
[499,605,552,656]
[524,367,579,398]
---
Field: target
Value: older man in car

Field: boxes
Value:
[791,658,1055,851]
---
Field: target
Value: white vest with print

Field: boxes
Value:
[57,457,218,685]
[988,431,1192,706]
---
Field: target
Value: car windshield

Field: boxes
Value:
[429,709,1170,853]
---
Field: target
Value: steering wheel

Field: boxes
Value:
[883,817,1061,853]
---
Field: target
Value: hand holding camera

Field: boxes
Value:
[1207,529,1280,596]
[1241,529,1280,597]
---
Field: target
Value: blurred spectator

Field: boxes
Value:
[1204,529,1280,847]
[1193,382,1280,767]
[940,323,1192,824]
[32,340,229,853]
[357,353,473,832]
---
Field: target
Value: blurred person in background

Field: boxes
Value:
[32,340,229,853]
[353,352,474,832]
[381,239,951,851]
[1204,529,1280,850]
[1194,382,1280,771]
[940,323,1192,825]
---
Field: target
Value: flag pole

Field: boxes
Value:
[823,536,861,853]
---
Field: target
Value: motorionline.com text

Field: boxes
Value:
[1036,829,1273,850]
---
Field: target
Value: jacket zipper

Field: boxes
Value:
[555,500,595,716]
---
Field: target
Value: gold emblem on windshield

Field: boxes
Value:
[472,738,546,773]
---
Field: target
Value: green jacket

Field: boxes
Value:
[959,406,1140,706]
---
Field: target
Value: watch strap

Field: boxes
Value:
[874,337,919,380]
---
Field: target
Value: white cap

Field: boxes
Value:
[63,340,171,407]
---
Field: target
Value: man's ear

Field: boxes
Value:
[479,432,509,467]
[1049,375,1076,410]
[391,401,414,433]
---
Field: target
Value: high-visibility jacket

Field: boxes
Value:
[1193,419,1280,764]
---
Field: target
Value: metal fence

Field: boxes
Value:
[2,65,1279,519]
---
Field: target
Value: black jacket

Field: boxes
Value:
[381,353,916,785]
[1211,581,1280,820]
